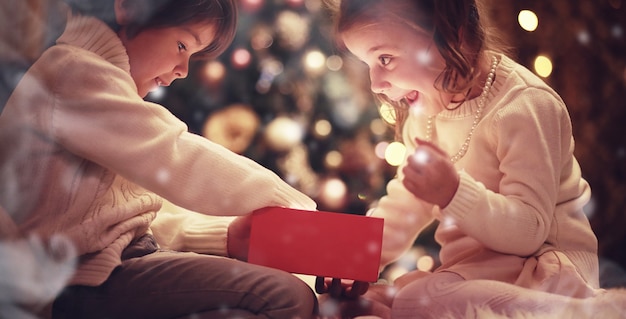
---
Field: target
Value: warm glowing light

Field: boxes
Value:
[379,103,396,124]
[375,141,389,159]
[534,55,553,78]
[386,264,409,282]
[202,61,226,84]
[285,0,304,7]
[231,48,252,69]
[240,0,264,12]
[416,255,435,271]
[319,177,347,209]
[304,50,326,73]
[324,150,343,169]
[251,29,274,50]
[264,116,304,151]
[370,118,388,136]
[314,119,332,137]
[385,142,406,166]
[326,55,343,71]
[518,10,538,32]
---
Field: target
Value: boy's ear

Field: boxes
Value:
[114,0,131,25]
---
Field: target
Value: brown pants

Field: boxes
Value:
[52,236,317,319]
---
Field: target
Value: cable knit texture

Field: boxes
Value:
[0,12,316,287]
[370,53,599,296]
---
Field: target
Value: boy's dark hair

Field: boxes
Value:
[64,0,237,60]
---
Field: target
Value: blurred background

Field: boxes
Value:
[1,0,625,286]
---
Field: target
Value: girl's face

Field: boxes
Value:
[118,23,216,97]
[342,22,451,115]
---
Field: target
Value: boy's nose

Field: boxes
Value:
[174,61,189,79]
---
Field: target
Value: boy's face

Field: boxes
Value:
[118,23,216,97]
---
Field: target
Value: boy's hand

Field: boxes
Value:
[227,215,252,261]
[315,276,369,299]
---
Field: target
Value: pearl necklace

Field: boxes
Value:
[425,55,498,163]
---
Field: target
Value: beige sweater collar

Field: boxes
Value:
[56,12,130,74]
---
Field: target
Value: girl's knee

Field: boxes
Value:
[391,272,465,318]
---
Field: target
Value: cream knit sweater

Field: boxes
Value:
[0,13,316,287]
[370,53,599,288]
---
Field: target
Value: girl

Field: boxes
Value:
[321,0,625,318]
[0,0,319,318]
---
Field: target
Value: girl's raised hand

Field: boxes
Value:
[401,137,460,208]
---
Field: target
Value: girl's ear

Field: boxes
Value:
[114,0,131,25]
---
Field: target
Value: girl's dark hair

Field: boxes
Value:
[324,0,509,140]
[64,0,237,60]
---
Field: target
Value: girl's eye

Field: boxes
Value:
[379,56,392,66]
[177,41,187,52]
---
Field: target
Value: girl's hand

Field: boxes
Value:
[401,137,460,208]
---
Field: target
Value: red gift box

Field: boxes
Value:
[248,206,383,282]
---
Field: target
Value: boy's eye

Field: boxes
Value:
[379,56,392,66]
[177,41,187,51]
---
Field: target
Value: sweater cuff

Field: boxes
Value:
[181,217,234,256]
[441,171,481,221]
[273,182,317,211]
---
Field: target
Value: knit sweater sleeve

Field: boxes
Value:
[369,177,436,268]
[46,46,316,216]
[149,200,235,256]
[442,86,573,256]
[368,126,436,268]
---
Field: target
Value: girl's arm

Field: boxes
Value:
[442,88,582,256]
[369,176,436,268]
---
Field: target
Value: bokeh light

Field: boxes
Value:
[200,60,226,86]
[264,116,304,152]
[240,0,264,12]
[304,49,326,74]
[231,48,252,69]
[370,118,389,136]
[384,142,406,166]
[533,55,553,78]
[375,141,389,160]
[313,119,332,138]
[324,150,343,169]
[326,55,343,71]
[518,10,539,32]
[379,102,396,124]
[250,27,274,50]
[416,255,435,271]
[318,177,348,210]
